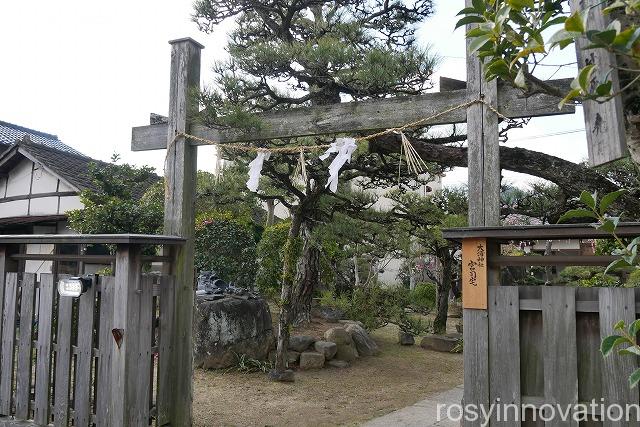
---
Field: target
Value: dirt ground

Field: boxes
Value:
[192,319,463,427]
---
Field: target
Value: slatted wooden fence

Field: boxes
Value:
[0,235,184,427]
[488,285,639,425]
[443,224,640,426]
[0,272,175,427]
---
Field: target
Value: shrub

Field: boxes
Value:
[396,314,431,336]
[559,266,602,281]
[559,266,620,287]
[346,286,410,331]
[318,290,350,313]
[410,282,436,313]
[255,221,290,296]
[194,212,258,289]
[627,269,640,288]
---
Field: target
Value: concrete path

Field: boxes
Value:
[363,385,463,427]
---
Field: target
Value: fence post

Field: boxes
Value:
[111,243,143,426]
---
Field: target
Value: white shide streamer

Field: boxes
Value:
[246,150,271,192]
[320,137,357,193]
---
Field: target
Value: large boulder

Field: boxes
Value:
[193,296,274,369]
[299,352,325,370]
[289,335,315,352]
[324,327,358,362]
[345,323,380,356]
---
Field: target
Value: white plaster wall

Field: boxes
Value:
[0,200,28,218]
[58,181,75,192]
[30,166,59,194]
[58,196,83,213]
[24,225,57,277]
[29,196,59,216]
[5,159,32,197]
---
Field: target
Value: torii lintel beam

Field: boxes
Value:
[131,78,574,152]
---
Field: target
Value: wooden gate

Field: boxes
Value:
[0,235,184,427]
[443,223,640,425]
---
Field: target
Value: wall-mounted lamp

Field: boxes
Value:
[58,277,92,298]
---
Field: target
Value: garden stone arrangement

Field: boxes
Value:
[271,321,380,371]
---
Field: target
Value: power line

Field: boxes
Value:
[508,128,585,142]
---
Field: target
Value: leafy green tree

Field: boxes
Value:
[195,211,258,288]
[457,0,640,165]
[67,156,162,235]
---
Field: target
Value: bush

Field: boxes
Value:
[345,286,410,331]
[410,282,436,313]
[627,269,640,287]
[318,290,350,313]
[194,212,258,289]
[559,266,602,281]
[559,266,620,287]
[396,314,431,336]
[255,221,290,296]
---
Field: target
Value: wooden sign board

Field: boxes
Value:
[571,0,628,166]
[462,237,488,309]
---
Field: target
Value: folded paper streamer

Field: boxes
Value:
[320,138,357,193]
[246,150,271,192]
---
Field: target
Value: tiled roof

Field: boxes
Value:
[14,140,159,198]
[0,120,84,156]
[18,140,107,192]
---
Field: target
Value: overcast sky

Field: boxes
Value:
[0,0,587,189]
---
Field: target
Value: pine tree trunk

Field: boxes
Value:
[271,211,303,380]
[265,199,275,227]
[433,247,453,335]
[291,222,320,326]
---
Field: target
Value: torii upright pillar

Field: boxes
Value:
[162,37,203,427]
[462,0,500,423]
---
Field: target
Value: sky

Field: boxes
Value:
[0,0,588,189]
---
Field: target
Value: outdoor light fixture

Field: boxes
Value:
[57,277,92,298]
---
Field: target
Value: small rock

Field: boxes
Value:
[398,332,415,346]
[287,350,300,365]
[346,323,380,356]
[420,334,462,353]
[268,350,300,365]
[338,319,365,329]
[335,343,358,362]
[327,359,349,369]
[299,351,325,370]
[448,301,462,318]
[324,327,352,345]
[289,335,315,352]
[314,341,338,360]
[268,369,295,382]
[325,327,359,361]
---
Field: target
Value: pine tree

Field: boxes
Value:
[193,0,440,380]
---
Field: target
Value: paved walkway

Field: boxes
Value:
[363,385,463,427]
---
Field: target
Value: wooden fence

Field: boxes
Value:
[0,235,184,427]
[443,223,640,426]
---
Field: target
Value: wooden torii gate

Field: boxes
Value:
[130,4,625,421]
